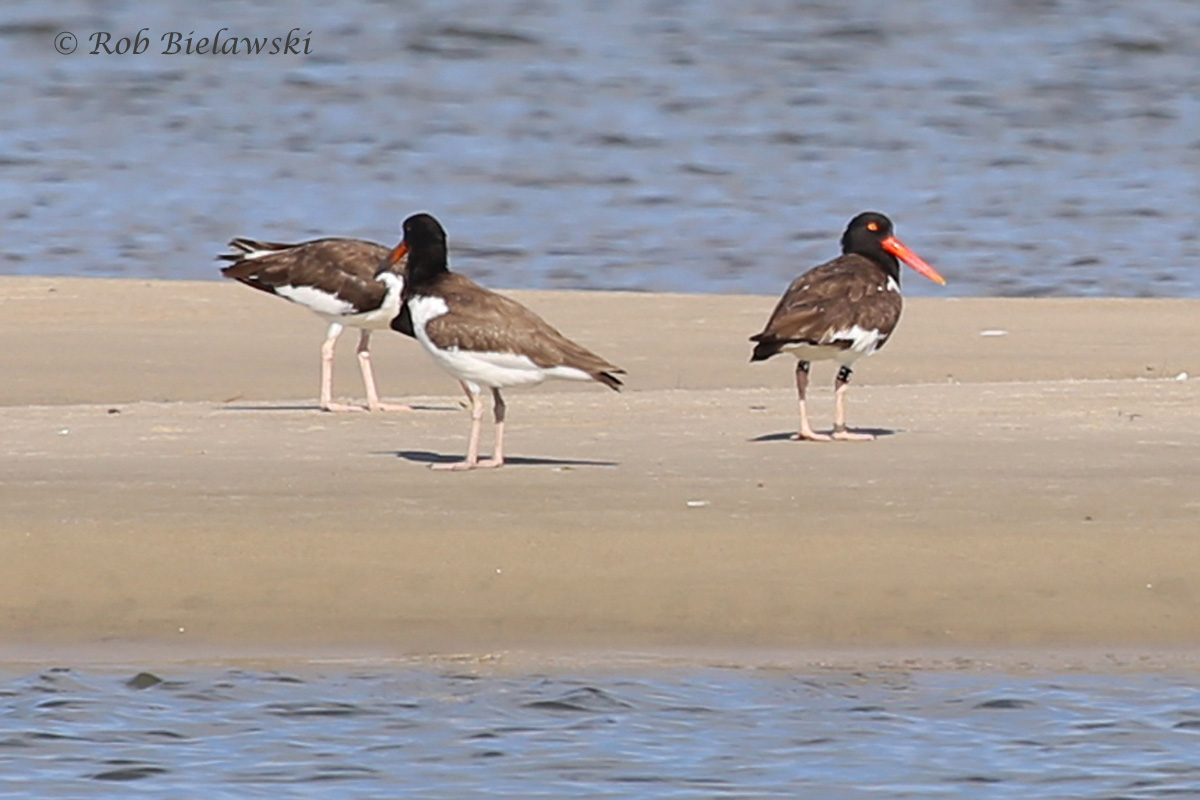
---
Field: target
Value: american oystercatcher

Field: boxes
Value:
[219,237,411,412]
[387,213,624,470]
[750,212,946,441]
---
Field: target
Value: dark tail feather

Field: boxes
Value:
[594,370,625,392]
[749,338,782,362]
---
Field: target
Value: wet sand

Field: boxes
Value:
[2,277,1199,668]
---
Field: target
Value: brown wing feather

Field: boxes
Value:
[220,238,391,312]
[750,254,902,359]
[424,274,624,389]
[748,256,902,340]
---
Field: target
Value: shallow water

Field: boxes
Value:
[3,665,1200,798]
[2,0,1199,297]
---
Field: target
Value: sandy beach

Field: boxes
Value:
[1,276,1198,668]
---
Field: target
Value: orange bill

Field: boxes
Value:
[881,236,947,285]
[387,240,408,267]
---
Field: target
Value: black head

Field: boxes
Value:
[839,211,946,286]
[402,212,447,249]
[389,212,449,285]
[840,211,896,262]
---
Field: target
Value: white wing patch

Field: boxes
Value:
[827,324,885,355]
[238,247,280,261]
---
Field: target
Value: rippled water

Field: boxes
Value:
[3,665,1200,797]
[2,0,1199,296]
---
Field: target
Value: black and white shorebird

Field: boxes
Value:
[750,212,946,441]
[219,237,411,412]
[387,213,624,470]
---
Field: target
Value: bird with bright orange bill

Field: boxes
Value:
[750,211,946,441]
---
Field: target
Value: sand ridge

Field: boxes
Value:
[1,277,1198,664]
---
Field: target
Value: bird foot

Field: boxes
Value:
[430,458,504,471]
[368,402,414,412]
[320,402,369,413]
[831,428,875,441]
[795,428,833,442]
[321,401,413,413]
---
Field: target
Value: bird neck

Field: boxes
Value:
[404,242,450,288]
[844,242,902,284]
[877,252,902,285]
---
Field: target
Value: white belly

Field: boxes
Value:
[782,324,885,365]
[282,272,403,330]
[276,284,356,317]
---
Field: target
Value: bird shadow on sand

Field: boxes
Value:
[219,403,461,413]
[750,427,897,442]
[386,450,619,468]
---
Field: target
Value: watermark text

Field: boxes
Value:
[54,28,313,55]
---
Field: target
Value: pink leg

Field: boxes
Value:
[355,330,411,412]
[318,322,364,412]
[794,361,832,441]
[832,366,874,441]
[474,388,506,469]
[432,383,486,471]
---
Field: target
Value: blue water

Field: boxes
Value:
[2,0,1199,296]
[3,665,1199,798]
